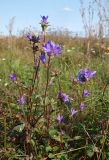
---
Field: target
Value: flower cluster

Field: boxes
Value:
[58,90,69,103]
[70,103,85,117]
[39,40,62,64]
[42,40,62,56]
[40,16,49,31]
[26,33,41,43]
[77,68,96,82]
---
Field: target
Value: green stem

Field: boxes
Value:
[59,124,62,149]
[44,56,51,98]
[29,60,40,124]
[44,56,51,138]
[4,116,7,149]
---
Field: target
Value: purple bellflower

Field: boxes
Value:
[58,91,69,103]
[71,108,78,116]
[9,73,16,81]
[26,33,40,43]
[41,16,48,24]
[62,93,69,102]
[77,68,96,82]
[17,96,25,105]
[56,114,63,123]
[42,40,62,56]
[40,16,49,30]
[80,102,85,110]
[39,52,46,63]
[82,89,91,96]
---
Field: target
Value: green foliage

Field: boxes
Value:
[0,29,109,160]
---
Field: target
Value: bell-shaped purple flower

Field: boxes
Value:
[17,96,25,105]
[42,40,62,56]
[58,91,69,103]
[80,102,85,110]
[39,52,46,63]
[77,68,96,82]
[40,16,49,31]
[63,93,69,102]
[71,108,78,116]
[56,114,63,123]
[82,89,91,96]
[41,16,48,24]
[9,73,16,81]
[26,33,41,43]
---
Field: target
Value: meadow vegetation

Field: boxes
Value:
[0,2,109,159]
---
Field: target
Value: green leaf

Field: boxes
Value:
[31,139,35,147]
[49,128,58,137]
[86,145,94,158]
[13,124,24,132]
[46,145,52,152]
[53,146,59,152]
[57,154,68,160]
[48,153,55,159]
[87,149,94,158]
[73,136,82,140]
[100,135,106,144]
[45,97,50,105]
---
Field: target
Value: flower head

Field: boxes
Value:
[71,108,78,116]
[56,114,63,123]
[82,89,91,96]
[39,52,46,63]
[40,16,49,31]
[58,91,69,103]
[17,96,25,105]
[9,73,16,81]
[42,40,62,56]
[41,16,48,24]
[77,68,96,82]
[63,93,69,102]
[80,102,85,110]
[26,33,41,43]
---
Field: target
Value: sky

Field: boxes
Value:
[0,0,89,35]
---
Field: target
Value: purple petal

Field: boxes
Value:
[82,90,91,96]
[80,102,85,110]
[56,114,63,123]
[39,52,46,63]
[77,68,96,82]
[42,40,62,56]
[17,96,25,105]
[9,73,16,81]
[63,93,69,102]
[71,108,78,116]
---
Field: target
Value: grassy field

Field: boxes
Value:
[0,30,109,160]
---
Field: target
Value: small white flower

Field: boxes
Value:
[4,83,8,86]
[67,49,71,53]
[2,58,6,61]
